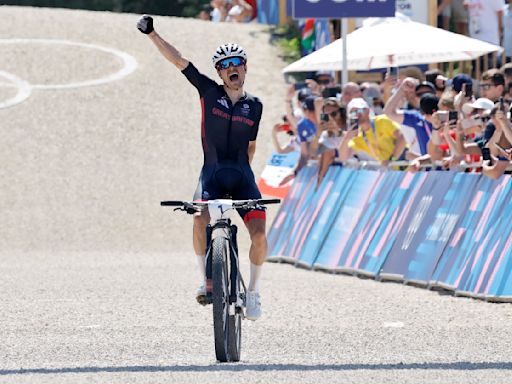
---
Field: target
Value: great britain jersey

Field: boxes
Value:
[181,62,263,166]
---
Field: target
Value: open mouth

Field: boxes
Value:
[229,73,239,82]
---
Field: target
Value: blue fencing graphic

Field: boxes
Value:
[267,165,512,302]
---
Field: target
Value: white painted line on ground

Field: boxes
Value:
[382,321,405,328]
[0,38,138,90]
[0,70,32,110]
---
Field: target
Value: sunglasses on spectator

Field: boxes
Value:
[216,57,245,70]
[325,110,339,119]
[479,83,495,90]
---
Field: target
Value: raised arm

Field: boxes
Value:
[383,77,417,125]
[137,15,189,71]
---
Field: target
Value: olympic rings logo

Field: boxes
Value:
[0,38,138,110]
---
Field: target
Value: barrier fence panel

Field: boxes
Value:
[431,176,508,293]
[265,166,512,301]
[380,172,456,284]
[340,171,428,277]
[313,169,381,272]
[453,177,512,298]
[403,172,480,285]
[294,166,349,268]
[267,165,318,262]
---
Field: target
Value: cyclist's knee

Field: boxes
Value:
[193,211,209,228]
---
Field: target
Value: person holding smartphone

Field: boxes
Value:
[482,102,512,178]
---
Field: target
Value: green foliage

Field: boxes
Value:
[272,21,302,64]
[2,0,211,16]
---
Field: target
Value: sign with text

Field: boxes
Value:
[293,0,396,19]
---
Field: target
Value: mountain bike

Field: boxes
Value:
[160,198,280,362]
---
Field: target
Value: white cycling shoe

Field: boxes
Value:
[245,291,262,321]
[196,284,207,306]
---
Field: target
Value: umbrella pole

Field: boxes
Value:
[341,18,348,85]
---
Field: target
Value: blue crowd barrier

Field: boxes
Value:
[266,165,512,302]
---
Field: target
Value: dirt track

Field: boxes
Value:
[1,6,511,384]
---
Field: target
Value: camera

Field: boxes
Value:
[481,147,492,163]
[320,113,329,122]
[438,110,458,123]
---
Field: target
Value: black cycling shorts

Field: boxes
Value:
[193,163,266,222]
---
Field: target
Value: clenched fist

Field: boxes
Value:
[137,15,154,34]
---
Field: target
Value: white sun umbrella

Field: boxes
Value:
[283,13,503,73]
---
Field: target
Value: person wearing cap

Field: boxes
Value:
[137,15,267,320]
[340,98,406,165]
[384,77,437,157]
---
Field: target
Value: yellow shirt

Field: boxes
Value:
[348,115,400,161]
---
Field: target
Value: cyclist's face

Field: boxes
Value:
[217,62,246,90]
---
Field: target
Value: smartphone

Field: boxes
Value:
[482,147,492,162]
[321,86,342,98]
[499,96,505,112]
[463,83,472,98]
[448,110,458,121]
[348,118,359,130]
[294,82,308,91]
[320,113,329,122]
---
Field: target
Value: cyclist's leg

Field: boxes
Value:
[192,177,212,301]
[244,214,267,292]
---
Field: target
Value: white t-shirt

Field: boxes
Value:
[210,8,223,23]
[465,0,506,45]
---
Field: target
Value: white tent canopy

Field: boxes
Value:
[283,13,503,73]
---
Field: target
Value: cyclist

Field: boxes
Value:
[137,15,266,320]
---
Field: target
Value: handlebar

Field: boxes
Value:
[160,198,281,213]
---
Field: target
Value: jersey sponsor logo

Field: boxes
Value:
[232,115,254,126]
[212,107,231,120]
[241,103,250,116]
[212,107,255,126]
[217,97,229,109]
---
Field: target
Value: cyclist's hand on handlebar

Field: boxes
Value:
[137,15,154,34]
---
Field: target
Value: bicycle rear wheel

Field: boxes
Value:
[212,237,230,362]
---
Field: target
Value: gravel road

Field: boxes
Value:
[1,6,511,384]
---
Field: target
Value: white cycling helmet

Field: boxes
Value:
[212,43,248,67]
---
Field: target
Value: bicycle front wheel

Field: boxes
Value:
[212,236,230,362]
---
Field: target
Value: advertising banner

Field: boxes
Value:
[293,0,396,19]
[258,151,300,199]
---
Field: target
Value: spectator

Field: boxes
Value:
[197,7,211,21]
[479,69,505,144]
[285,84,312,130]
[438,0,468,35]
[464,0,505,46]
[384,77,437,157]
[361,82,384,115]
[226,0,254,22]
[482,103,512,178]
[340,82,362,107]
[425,68,448,97]
[500,62,512,100]
[210,0,227,22]
[280,96,320,185]
[271,118,300,154]
[317,98,347,186]
[341,98,407,165]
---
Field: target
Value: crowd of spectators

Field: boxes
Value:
[197,0,256,23]
[272,65,512,188]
